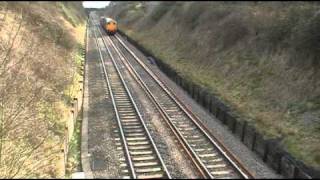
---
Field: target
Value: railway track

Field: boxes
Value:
[95,25,254,179]
[92,19,171,179]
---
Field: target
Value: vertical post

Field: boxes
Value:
[73,98,78,126]
[0,102,3,167]
[63,126,69,176]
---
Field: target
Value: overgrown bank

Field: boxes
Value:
[0,2,86,178]
[105,1,320,169]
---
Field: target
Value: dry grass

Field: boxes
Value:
[0,1,86,178]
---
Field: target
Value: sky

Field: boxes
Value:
[82,1,110,8]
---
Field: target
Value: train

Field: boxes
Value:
[100,17,117,35]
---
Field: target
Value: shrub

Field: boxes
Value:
[182,3,206,30]
[217,15,250,50]
[291,12,320,67]
[150,2,173,22]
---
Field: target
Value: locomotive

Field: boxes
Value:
[100,17,117,35]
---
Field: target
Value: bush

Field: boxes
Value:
[150,2,173,22]
[217,15,250,50]
[291,12,320,67]
[181,3,206,30]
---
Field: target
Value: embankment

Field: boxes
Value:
[0,2,86,178]
[104,1,320,177]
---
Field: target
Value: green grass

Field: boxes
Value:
[122,26,320,168]
[65,110,83,177]
[65,44,84,177]
[115,1,320,169]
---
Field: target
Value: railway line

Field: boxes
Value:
[90,15,254,179]
[92,20,171,179]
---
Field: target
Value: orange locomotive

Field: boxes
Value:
[100,17,117,35]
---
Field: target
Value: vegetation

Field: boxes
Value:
[66,110,83,178]
[0,1,86,178]
[106,1,320,168]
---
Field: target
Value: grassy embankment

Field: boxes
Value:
[0,2,86,178]
[106,2,320,168]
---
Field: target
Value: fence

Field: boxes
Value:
[61,30,86,177]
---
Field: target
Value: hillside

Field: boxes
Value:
[105,1,320,169]
[0,1,86,178]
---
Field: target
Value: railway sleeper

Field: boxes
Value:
[114,95,127,98]
[134,162,159,167]
[121,169,129,174]
[112,91,126,94]
[124,129,144,133]
[180,130,196,136]
[110,81,122,85]
[137,173,164,179]
[198,153,218,158]
[113,87,125,91]
[116,100,131,104]
[130,150,153,155]
[135,167,162,173]
[117,104,132,108]
[194,148,214,152]
[117,107,133,110]
[184,134,202,139]
[121,116,138,120]
[121,175,131,179]
[125,132,145,137]
[118,109,135,113]
[127,141,149,146]
[202,158,224,164]
[206,164,227,169]
[119,112,136,116]
[129,145,151,150]
[126,137,147,141]
[116,102,132,105]
[114,95,128,98]
[123,125,143,129]
[170,115,184,119]
[163,106,179,110]
[210,170,233,177]
[132,155,156,161]
[176,124,192,128]
[187,138,206,143]
[122,122,141,126]
[115,98,130,101]
[120,163,128,168]
[121,119,138,123]
[178,127,197,132]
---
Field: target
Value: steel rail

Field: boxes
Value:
[108,35,213,178]
[96,25,171,179]
[113,33,254,179]
[92,21,137,178]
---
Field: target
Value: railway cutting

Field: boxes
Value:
[83,12,281,179]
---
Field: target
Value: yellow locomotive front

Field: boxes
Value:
[104,17,117,35]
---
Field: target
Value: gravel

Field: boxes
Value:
[113,45,200,178]
[116,34,283,179]
[86,20,124,178]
